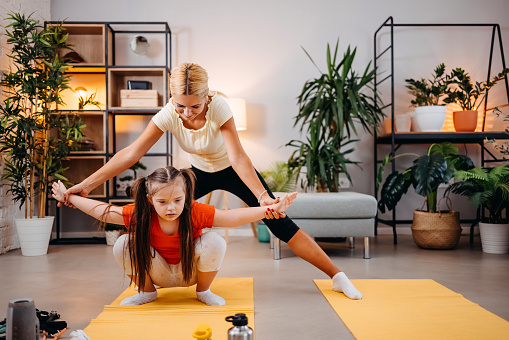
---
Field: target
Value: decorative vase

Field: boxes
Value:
[105,230,122,246]
[257,223,270,243]
[395,114,411,132]
[479,222,509,254]
[14,217,54,256]
[414,106,447,132]
[453,110,478,132]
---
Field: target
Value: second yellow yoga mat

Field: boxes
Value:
[314,279,509,340]
[84,277,253,340]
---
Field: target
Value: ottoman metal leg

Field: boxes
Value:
[363,237,371,259]
[273,237,281,260]
[348,237,355,248]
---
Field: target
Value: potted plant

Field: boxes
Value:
[443,67,509,132]
[0,14,84,256]
[118,161,147,197]
[446,165,509,254]
[377,142,474,249]
[258,161,298,242]
[103,223,127,246]
[405,63,450,132]
[287,39,384,192]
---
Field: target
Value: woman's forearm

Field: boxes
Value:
[82,147,140,192]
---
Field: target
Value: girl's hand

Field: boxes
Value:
[51,180,67,203]
[59,182,91,208]
[265,192,297,219]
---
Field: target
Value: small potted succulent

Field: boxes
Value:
[443,67,509,131]
[405,63,450,132]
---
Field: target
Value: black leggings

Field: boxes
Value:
[191,166,300,243]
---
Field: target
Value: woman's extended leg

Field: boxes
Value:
[191,166,362,300]
[194,232,227,306]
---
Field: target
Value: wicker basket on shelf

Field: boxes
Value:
[411,197,461,250]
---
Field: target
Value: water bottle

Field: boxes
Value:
[192,324,212,340]
[225,313,253,340]
[6,298,39,340]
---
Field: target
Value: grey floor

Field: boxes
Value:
[1,229,508,339]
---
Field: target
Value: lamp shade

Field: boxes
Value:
[227,98,247,131]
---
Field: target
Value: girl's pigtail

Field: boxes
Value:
[128,176,153,291]
[178,168,197,283]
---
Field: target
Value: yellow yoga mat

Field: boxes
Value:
[84,277,253,339]
[315,279,509,340]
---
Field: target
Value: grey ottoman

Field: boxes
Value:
[272,192,377,260]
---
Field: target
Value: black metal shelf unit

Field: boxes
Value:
[45,21,172,244]
[373,17,509,244]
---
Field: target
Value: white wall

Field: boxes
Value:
[50,0,509,223]
[0,0,51,253]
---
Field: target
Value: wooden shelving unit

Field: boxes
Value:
[46,21,172,243]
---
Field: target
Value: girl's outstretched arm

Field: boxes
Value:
[212,192,297,228]
[52,180,124,225]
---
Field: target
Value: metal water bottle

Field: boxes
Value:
[225,313,253,340]
[6,298,39,340]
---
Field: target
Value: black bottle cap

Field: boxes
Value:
[225,313,248,326]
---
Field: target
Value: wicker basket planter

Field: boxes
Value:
[411,208,461,250]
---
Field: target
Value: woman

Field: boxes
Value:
[64,62,362,300]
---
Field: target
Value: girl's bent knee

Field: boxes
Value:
[195,232,227,272]
[113,234,130,264]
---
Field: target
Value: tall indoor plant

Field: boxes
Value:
[405,63,450,132]
[287,39,384,192]
[443,67,509,131]
[377,142,474,249]
[0,14,84,255]
[447,165,509,254]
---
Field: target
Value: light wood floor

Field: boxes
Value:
[1,230,508,339]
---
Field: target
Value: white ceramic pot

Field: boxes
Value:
[14,217,54,256]
[479,222,509,254]
[414,106,447,132]
[395,114,411,132]
[105,230,122,246]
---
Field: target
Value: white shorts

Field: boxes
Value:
[113,231,227,287]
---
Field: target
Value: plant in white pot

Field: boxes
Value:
[0,14,84,256]
[443,67,509,132]
[405,63,450,132]
[447,165,509,254]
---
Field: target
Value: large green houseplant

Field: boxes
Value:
[0,14,84,255]
[447,165,509,254]
[287,39,384,192]
[377,142,474,249]
[443,67,509,131]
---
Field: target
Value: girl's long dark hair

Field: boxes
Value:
[127,166,196,291]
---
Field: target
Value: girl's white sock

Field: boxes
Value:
[332,272,363,300]
[196,289,225,306]
[120,291,158,305]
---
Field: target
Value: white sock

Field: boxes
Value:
[120,291,157,305]
[332,272,362,300]
[196,289,225,306]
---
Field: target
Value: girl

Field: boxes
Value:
[52,166,297,306]
[63,62,362,300]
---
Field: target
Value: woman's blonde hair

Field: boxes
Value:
[170,62,210,98]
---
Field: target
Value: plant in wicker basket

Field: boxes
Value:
[376,142,474,249]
